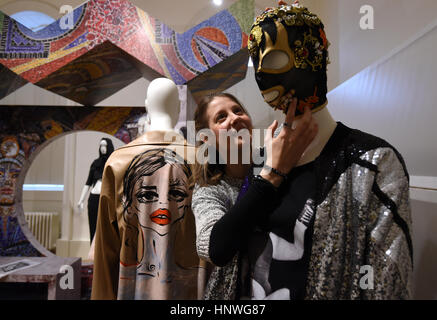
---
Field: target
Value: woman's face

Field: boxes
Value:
[206,96,253,155]
[0,162,20,205]
[128,163,189,237]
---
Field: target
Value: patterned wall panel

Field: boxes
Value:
[0,0,254,105]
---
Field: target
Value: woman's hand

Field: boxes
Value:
[260,98,318,187]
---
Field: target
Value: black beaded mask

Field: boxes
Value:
[248,3,330,115]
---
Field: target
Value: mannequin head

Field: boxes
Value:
[98,138,114,159]
[248,2,330,116]
[145,78,180,131]
[94,138,114,176]
[99,139,107,155]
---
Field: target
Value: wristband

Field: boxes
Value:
[263,165,288,180]
[252,175,278,191]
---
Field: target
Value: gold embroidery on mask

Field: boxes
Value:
[294,30,324,72]
[257,20,294,74]
[248,25,262,58]
[248,4,327,73]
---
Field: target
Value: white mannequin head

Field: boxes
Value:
[145,78,180,131]
[100,139,107,155]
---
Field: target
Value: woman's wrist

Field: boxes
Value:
[259,168,284,188]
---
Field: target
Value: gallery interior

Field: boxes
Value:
[0,0,436,300]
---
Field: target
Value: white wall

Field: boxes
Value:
[302,0,437,91]
[24,135,65,185]
[23,135,65,231]
[410,188,437,299]
[327,19,437,177]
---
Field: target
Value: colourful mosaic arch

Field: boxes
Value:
[0,105,145,257]
[0,0,254,105]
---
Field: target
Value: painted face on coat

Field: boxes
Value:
[248,4,330,115]
[122,148,191,282]
[130,163,189,237]
[118,148,195,299]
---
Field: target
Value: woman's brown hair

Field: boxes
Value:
[191,92,250,187]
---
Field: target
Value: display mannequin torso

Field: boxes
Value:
[92,78,205,300]
[77,139,108,211]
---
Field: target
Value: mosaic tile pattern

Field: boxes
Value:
[0,215,41,256]
[0,0,254,104]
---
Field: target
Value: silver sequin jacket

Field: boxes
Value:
[192,123,413,300]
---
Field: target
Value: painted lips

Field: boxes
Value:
[150,208,171,226]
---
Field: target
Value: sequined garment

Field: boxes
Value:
[192,122,413,300]
[306,122,413,299]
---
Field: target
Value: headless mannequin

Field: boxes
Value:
[88,79,180,260]
[247,3,339,299]
[144,77,180,132]
[91,77,204,299]
[77,139,108,211]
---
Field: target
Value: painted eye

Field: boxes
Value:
[136,191,159,203]
[261,50,290,70]
[168,189,187,202]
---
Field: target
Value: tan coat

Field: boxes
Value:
[91,131,206,300]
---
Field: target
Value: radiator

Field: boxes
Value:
[24,212,60,251]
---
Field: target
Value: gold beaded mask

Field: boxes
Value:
[248,3,330,115]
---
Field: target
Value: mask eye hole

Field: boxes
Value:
[263,90,280,103]
[261,50,290,70]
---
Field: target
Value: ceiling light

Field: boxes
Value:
[213,0,223,6]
